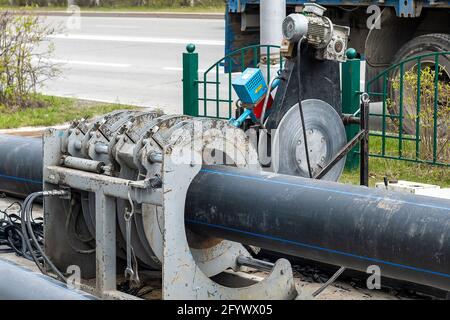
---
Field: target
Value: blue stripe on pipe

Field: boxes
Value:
[0,173,42,185]
[185,218,450,279]
[200,169,450,212]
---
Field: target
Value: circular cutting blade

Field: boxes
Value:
[271,99,347,181]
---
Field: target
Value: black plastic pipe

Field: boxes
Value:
[0,135,43,198]
[0,258,95,300]
[1,136,449,291]
[185,166,450,291]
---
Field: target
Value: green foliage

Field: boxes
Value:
[387,65,450,163]
[0,11,60,110]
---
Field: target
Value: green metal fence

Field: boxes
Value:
[366,52,450,167]
[183,44,284,119]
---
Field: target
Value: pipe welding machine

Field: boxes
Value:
[0,3,448,300]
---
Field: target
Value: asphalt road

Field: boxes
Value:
[40,15,382,128]
[41,16,225,114]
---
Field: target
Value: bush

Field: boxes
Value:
[388,65,450,163]
[0,11,60,110]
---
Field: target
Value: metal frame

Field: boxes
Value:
[227,1,448,17]
[43,121,298,300]
[161,153,297,299]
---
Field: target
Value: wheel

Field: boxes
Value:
[269,99,347,182]
[388,33,450,135]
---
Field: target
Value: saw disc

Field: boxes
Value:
[271,99,347,181]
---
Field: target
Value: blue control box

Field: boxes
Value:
[232,68,268,104]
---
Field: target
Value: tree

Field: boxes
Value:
[0,12,60,110]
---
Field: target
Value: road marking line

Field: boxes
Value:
[47,34,224,46]
[45,58,131,68]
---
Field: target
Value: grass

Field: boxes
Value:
[339,135,450,188]
[0,4,226,13]
[0,95,137,129]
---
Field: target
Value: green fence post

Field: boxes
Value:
[183,43,199,117]
[342,48,361,170]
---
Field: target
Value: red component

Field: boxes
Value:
[253,94,273,119]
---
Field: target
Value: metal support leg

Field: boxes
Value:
[95,191,116,296]
[360,94,370,187]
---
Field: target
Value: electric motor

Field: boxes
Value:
[281,3,350,62]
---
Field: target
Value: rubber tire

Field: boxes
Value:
[388,33,450,134]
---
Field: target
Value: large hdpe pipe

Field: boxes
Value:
[0,135,43,198]
[0,136,449,292]
[0,258,96,300]
[185,166,450,292]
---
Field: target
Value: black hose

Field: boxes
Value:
[21,191,67,282]
[1,201,35,260]
[20,193,47,275]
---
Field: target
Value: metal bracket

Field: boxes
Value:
[161,122,297,299]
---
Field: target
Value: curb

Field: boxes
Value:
[0,124,69,138]
[14,10,224,20]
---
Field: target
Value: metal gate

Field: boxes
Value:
[366,52,449,167]
[182,44,283,119]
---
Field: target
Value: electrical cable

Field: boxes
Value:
[17,191,69,282]
[24,191,67,282]
[0,201,35,260]
[311,266,346,297]
[20,193,48,275]
[364,8,391,68]
[1,191,81,282]
[260,75,281,128]
[296,38,314,178]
